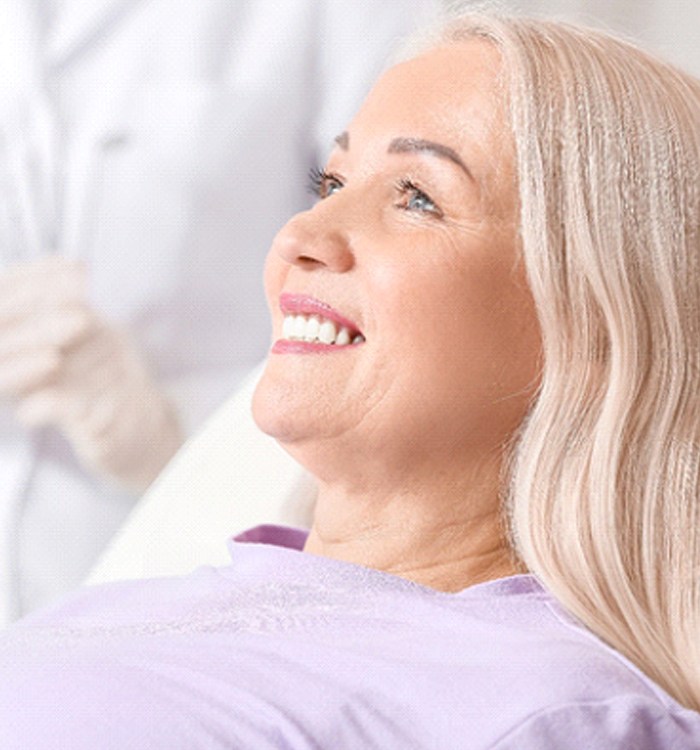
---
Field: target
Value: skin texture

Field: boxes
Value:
[253,42,542,592]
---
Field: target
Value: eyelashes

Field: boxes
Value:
[307,166,326,196]
[308,167,442,218]
[394,178,441,217]
[307,167,343,199]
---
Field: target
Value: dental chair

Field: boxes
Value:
[87,364,316,584]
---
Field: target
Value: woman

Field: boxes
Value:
[1,11,699,748]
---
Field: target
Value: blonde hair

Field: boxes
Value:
[419,12,700,710]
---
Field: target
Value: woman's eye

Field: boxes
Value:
[325,180,343,197]
[308,167,344,199]
[396,179,442,217]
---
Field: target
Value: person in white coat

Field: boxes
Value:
[0,0,439,623]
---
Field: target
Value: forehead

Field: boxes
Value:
[345,41,511,181]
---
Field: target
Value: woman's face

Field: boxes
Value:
[253,42,541,483]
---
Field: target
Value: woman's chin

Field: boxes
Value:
[252,366,316,445]
[252,349,353,438]
[252,375,288,440]
[252,372,335,481]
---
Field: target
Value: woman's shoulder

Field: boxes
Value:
[488,695,700,749]
[396,573,700,746]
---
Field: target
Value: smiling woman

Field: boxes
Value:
[253,41,538,504]
[1,10,700,750]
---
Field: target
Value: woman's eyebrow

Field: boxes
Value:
[388,137,474,181]
[334,132,350,150]
[332,132,474,183]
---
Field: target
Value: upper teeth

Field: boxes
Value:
[282,314,364,346]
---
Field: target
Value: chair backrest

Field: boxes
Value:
[86,363,315,584]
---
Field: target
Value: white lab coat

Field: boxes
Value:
[0,0,439,622]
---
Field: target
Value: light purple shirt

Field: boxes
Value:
[1,524,698,748]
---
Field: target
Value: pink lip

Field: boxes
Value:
[279,293,362,335]
[271,339,350,354]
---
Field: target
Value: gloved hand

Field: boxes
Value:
[0,256,183,491]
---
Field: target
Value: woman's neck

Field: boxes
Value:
[303,468,523,593]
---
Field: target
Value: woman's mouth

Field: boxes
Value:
[274,293,365,352]
[281,314,365,346]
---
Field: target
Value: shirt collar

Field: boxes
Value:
[231,524,309,552]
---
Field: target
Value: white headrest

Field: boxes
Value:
[87,363,315,583]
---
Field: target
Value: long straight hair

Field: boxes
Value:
[417,12,700,710]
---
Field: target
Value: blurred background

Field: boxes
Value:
[0,0,696,626]
[447,0,700,75]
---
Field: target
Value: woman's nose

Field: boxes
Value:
[272,210,355,273]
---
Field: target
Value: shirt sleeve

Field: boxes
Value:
[491,695,700,750]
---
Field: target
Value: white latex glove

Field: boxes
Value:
[0,257,183,491]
